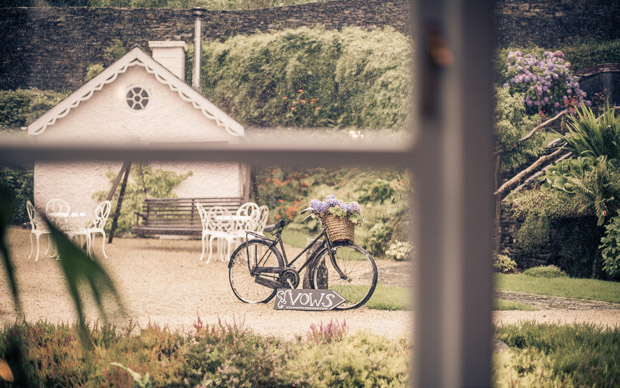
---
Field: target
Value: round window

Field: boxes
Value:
[126,87,149,110]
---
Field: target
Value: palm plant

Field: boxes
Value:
[561,103,620,161]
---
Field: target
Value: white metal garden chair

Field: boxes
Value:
[229,202,261,245]
[26,200,51,261]
[255,205,269,235]
[45,198,91,257]
[206,206,236,263]
[197,202,215,262]
[86,200,111,258]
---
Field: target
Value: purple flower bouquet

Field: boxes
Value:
[309,195,362,224]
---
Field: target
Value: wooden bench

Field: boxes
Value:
[132,197,244,237]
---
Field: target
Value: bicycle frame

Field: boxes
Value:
[244,225,340,274]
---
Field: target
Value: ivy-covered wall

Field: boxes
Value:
[1,0,619,92]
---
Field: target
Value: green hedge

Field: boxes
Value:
[0,89,68,130]
[200,26,413,130]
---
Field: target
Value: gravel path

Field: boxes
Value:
[0,228,413,340]
[2,228,619,341]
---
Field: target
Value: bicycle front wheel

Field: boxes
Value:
[311,244,378,310]
[229,239,284,304]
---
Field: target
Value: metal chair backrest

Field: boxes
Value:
[45,198,70,216]
[235,202,260,231]
[207,206,234,232]
[26,200,47,231]
[92,200,111,230]
[256,205,269,233]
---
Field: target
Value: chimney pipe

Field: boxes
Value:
[192,8,204,92]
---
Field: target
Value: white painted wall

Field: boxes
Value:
[33,66,247,216]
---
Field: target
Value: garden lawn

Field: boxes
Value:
[496,274,620,303]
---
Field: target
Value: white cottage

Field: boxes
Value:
[27,41,250,216]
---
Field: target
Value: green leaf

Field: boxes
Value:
[45,217,124,345]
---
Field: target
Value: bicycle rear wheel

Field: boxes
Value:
[311,243,377,310]
[229,239,284,303]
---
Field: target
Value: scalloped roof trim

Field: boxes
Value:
[28,47,244,137]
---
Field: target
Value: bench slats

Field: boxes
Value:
[132,197,244,236]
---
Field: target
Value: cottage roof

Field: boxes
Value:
[27,47,244,137]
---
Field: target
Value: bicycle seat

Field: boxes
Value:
[264,220,285,234]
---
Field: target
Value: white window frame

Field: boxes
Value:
[0,1,495,386]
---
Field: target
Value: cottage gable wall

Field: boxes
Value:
[33,64,247,217]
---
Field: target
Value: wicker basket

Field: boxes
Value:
[319,213,355,243]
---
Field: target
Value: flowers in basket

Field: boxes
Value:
[309,195,362,224]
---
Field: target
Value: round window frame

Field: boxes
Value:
[125,86,151,112]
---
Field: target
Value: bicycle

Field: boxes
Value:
[228,209,378,310]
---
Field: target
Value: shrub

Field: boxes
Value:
[600,215,620,278]
[366,222,392,257]
[0,88,68,129]
[523,265,568,278]
[517,212,549,255]
[493,253,517,273]
[286,332,410,388]
[495,322,620,388]
[0,165,34,225]
[386,240,413,261]
[306,319,348,345]
[494,86,544,173]
[501,50,589,116]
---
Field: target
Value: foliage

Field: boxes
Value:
[508,187,589,220]
[85,63,105,82]
[0,88,68,130]
[0,165,33,225]
[85,39,126,82]
[600,215,620,278]
[517,212,549,255]
[544,156,620,226]
[201,26,412,129]
[0,319,410,388]
[93,164,192,236]
[285,332,410,388]
[366,222,393,257]
[501,50,589,116]
[523,265,568,278]
[256,166,410,259]
[385,240,413,261]
[561,104,620,161]
[309,194,362,224]
[493,253,517,273]
[496,273,620,303]
[495,322,620,388]
[306,319,348,345]
[554,39,620,73]
[494,86,544,173]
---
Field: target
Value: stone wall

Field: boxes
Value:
[0,0,410,91]
[1,0,619,92]
[495,0,620,48]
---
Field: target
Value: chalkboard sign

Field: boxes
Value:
[274,289,345,311]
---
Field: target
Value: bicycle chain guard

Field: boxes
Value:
[279,269,300,289]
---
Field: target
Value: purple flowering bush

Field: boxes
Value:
[503,50,590,116]
[310,194,363,224]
